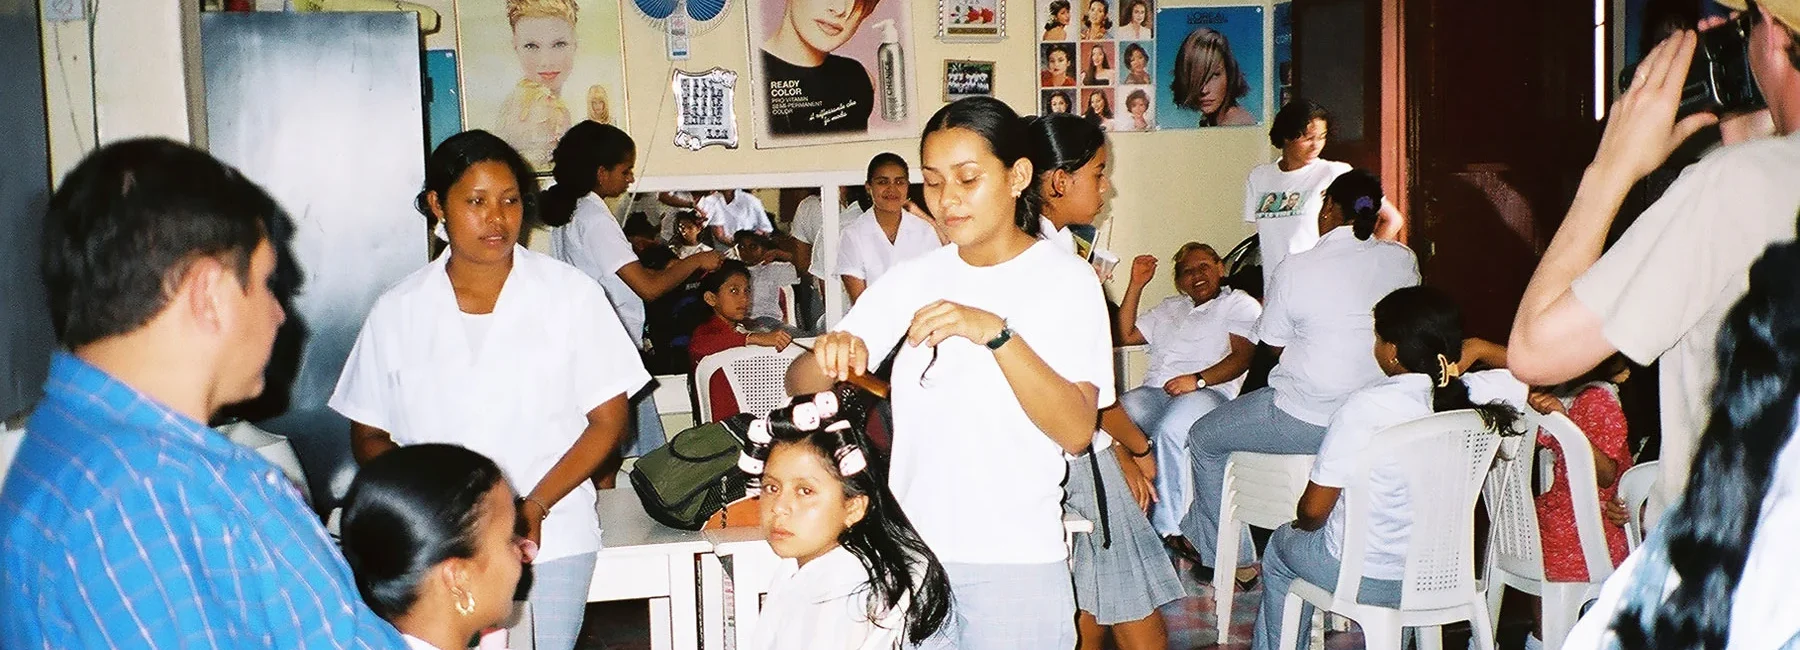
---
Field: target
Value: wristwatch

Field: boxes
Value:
[1128,438,1157,458]
[1193,374,1208,389]
[984,324,1014,350]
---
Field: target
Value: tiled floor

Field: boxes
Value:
[574,548,1530,650]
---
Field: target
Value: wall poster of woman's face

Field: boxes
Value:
[1153,5,1265,130]
[748,0,919,148]
[456,0,630,172]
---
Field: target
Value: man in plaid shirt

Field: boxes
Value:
[0,139,403,648]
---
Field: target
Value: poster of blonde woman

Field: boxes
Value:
[456,0,629,171]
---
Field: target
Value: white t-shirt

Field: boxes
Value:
[1138,288,1263,396]
[1258,226,1420,425]
[698,190,773,238]
[1572,132,1800,513]
[1310,370,1526,580]
[749,261,800,322]
[750,546,899,650]
[835,242,1116,564]
[1243,159,1354,289]
[836,209,943,287]
[329,247,650,562]
[550,193,647,346]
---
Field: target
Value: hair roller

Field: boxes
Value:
[812,391,840,420]
[835,446,868,477]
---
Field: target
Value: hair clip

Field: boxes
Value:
[1353,196,1376,215]
[835,446,868,477]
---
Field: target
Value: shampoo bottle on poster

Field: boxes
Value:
[874,19,907,122]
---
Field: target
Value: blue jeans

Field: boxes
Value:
[1179,387,1327,568]
[913,562,1076,650]
[626,383,668,458]
[1120,385,1230,536]
[526,552,597,650]
[1253,524,1401,650]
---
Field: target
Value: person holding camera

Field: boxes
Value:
[1509,1,1800,523]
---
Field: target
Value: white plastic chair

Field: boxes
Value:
[1615,461,1660,549]
[217,420,313,508]
[1483,412,1616,650]
[693,342,808,423]
[1277,411,1503,650]
[1214,451,1315,645]
[777,285,799,329]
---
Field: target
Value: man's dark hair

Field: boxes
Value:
[40,138,288,347]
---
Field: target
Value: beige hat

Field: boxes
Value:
[1717,0,1800,33]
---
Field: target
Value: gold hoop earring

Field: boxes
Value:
[455,589,476,616]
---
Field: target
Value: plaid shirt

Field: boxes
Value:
[0,353,403,649]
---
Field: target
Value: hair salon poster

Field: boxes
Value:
[1153,5,1264,130]
[747,0,920,148]
[1036,0,1160,132]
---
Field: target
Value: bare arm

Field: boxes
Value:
[1509,32,1714,385]
[708,225,735,247]
[1100,404,1151,456]
[659,192,696,209]
[1117,255,1156,345]
[843,276,869,303]
[992,336,1103,454]
[1373,199,1408,245]
[1294,482,1341,531]
[1459,337,1509,370]
[792,240,814,276]
[1200,335,1256,385]
[616,252,721,302]
[520,396,630,541]
[349,421,399,465]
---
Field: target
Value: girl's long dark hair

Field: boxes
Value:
[1610,234,1800,650]
[340,444,509,620]
[1372,286,1520,433]
[416,130,539,231]
[1026,112,1106,186]
[754,389,952,643]
[1043,0,1070,29]
[1325,169,1384,241]
[541,120,636,228]
[922,97,1042,236]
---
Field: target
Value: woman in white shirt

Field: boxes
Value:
[1251,286,1524,650]
[341,445,528,650]
[837,153,944,303]
[789,97,1114,649]
[542,121,725,475]
[1563,236,1800,650]
[331,131,650,650]
[1028,112,1184,650]
[1179,169,1419,588]
[698,189,774,247]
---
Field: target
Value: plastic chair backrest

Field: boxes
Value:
[217,420,313,508]
[1536,411,1618,583]
[1225,452,1314,529]
[1615,460,1660,549]
[1482,420,1544,583]
[777,285,798,328]
[693,343,807,423]
[1334,410,1503,613]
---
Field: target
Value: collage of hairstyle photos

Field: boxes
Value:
[1153,5,1265,130]
[1037,0,1160,132]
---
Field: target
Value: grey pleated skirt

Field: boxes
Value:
[1064,448,1186,625]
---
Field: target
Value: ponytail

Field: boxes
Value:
[542,120,635,228]
[1611,232,1800,650]
[923,97,1042,238]
[1325,168,1384,241]
[1374,286,1521,434]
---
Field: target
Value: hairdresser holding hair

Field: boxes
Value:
[341,444,529,650]
[331,130,650,650]
[1179,169,1418,588]
[544,121,724,477]
[788,97,1114,649]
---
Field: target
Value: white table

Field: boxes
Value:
[590,486,715,650]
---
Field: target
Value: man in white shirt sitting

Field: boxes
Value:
[1116,242,1263,541]
[697,189,774,248]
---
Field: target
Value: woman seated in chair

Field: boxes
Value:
[340,444,531,650]
[1251,286,1524,650]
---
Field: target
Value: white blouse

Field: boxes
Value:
[750,546,904,650]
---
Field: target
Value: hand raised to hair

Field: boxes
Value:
[812,331,871,381]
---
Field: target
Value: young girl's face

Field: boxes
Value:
[1050,94,1070,113]
[921,127,1031,248]
[1128,95,1148,116]
[1128,48,1148,74]
[705,273,753,322]
[677,219,703,245]
[594,149,637,199]
[1055,5,1070,25]
[433,161,524,267]
[866,162,910,216]
[1282,118,1328,166]
[784,0,870,57]
[1130,2,1148,25]
[1090,45,1107,67]
[457,483,527,629]
[1088,91,1107,114]
[512,16,577,94]
[1046,144,1111,226]
[1373,333,1404,376]
[760,442,867,566]
[1047,50,1071,76]
[1086,0,1107,25]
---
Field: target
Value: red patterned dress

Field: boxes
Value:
[1534,384,1632,582]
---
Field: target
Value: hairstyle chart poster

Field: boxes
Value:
[1037,0,1160,132]
[456,0,630,172]
[747,0,919,148]
[1273,2,1292,109]
[1153,5,1265,130]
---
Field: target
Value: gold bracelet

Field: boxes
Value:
[522,496,552,519]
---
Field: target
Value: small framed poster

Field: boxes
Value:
[672,67,740,150]
[939,0,1004,42]
[944,60,996,100]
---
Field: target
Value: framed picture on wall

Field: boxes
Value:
[455,0,630,172]
[944,60,995,100]
[746,0,919,148]
[1153,5,1265,130]
[939,0,1004,42]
